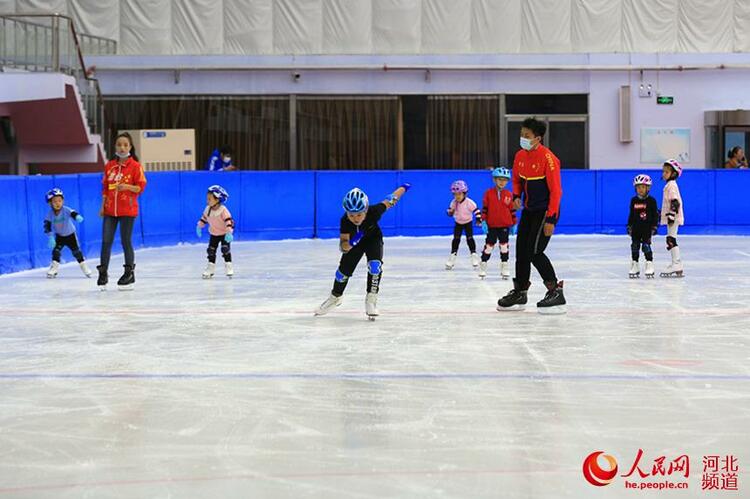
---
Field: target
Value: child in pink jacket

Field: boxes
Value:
[196,185,234,279]
[445,180,482,270]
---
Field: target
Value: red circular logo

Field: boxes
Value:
[583,451,619,487]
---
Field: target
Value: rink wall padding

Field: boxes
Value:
[1,169,749,274]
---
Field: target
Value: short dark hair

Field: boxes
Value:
[219,145,233,156]
[728,146,742,159]
[521,117,546,138]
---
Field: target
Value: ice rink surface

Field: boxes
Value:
[0,235,748,498]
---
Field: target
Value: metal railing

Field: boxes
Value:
[0,13,116,148]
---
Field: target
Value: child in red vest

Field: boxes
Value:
[479,167,516,279]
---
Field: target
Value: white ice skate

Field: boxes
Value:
[501,261,510,280]
[202,262,215,279]
[478,261,488,279]
[629,260,640,279]
[445,253,457,270]
[365,292,379,321]
[79,261,92,278]
[46,261,59,278]
[225,262,234,278]
[315,294,342,316]
[470,253,480,268]
[644,261,655,279]
[660,247,684,278]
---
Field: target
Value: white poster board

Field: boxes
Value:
[640,128,690,164]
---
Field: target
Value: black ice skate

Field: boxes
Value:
[537,280,567,315]
[117,264,135,291]
[96,265,108,290]
[496,279,529,311]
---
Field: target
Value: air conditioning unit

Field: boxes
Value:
[119,129,196,171]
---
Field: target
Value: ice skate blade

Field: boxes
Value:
[98,285,107,291]
[629,273,640,279]
[46,274,56,279]
[645,274,655,279]
[537,305,567,315]
[502,275,510,280]
[117,284,134,291]
[202,274,213,279]
[445,265,454,270]
[496,304,525,312]
[660,272,684,278]
[367,314,377,321]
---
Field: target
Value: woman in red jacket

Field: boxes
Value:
[97,132,147,290]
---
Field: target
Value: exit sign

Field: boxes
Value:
[657,96,674,105]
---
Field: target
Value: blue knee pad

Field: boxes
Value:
[641,243,652,254]
[335,269,349,283]
[367,260,383,275]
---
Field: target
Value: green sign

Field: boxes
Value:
[657,96,674,105]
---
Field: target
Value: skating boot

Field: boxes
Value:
[537,280,567,315]
[202,262,216,279]
[660,247,684,278]
[501,261,511,280]
[225,262,234,278]
[365,292,379,321]
[478,261,488,279]
[629,260,640,279]
[445,253,457,270]
[314,293,343,316]
[470,253,480,268]
[46,261,59,278]
[496,279,529,311]
[96,265,108,290]
[644,260,655,279]
[117,264,135,291]
[79,261,92,278]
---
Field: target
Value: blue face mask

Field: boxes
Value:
[520,137,533,151]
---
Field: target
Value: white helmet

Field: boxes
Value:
[632,174,652,186]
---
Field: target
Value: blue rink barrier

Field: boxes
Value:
[1,169,749,274]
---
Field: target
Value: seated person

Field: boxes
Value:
[205,145,236,171]
[724,146,748,169]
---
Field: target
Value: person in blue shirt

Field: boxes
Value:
[205,145,236,172]
[43,188,91,278]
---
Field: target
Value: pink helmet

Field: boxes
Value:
[664,159,682,178]
[633,174,652,186]
[450,180,468,193]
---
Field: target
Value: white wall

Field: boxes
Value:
[89,52,750,169]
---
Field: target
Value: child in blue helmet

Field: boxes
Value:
[479,167,516,280]
[196,185,235,278]
[43,188,91,278]
[315,182,411,320]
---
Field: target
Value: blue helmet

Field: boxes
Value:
[492,167,511,179]
[46,188,64,202]
[207,184,229,203]
[342,187,369,213]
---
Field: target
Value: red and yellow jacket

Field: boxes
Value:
[512,144,562,224]
[481,187,516,228]
[102,157,147,218]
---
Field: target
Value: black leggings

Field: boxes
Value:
[630,227,653,262]
[207,234,232,263]
[100,216,135,270]
[451,222,477,254]
[481,227,510,262]
[52,233,84,263]
[515,210,556,285]
[332,237,384,297]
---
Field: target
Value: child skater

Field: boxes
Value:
[44,188,91,278]
[627,174,659,278]
[315,183,411,320]
[445,180,481,270]
[660,159,685,277]
[98,132,146,290]
[196,185,234,279]
[479,167,516,279]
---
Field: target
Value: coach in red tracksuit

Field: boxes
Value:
[497,118,566,314]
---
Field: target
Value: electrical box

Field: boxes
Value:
[119,129,196,171]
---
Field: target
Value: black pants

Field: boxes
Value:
[332,237,384,297]
[100,216,136,270]
[207,234,232,263]
[451,222,477,253]
[515,210,556,285]
[481,227,510,262]
[52,233,84,263]
[630,227,654,261]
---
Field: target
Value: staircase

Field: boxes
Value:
[0,14,115,174]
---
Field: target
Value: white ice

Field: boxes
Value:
[0,235,749,498]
